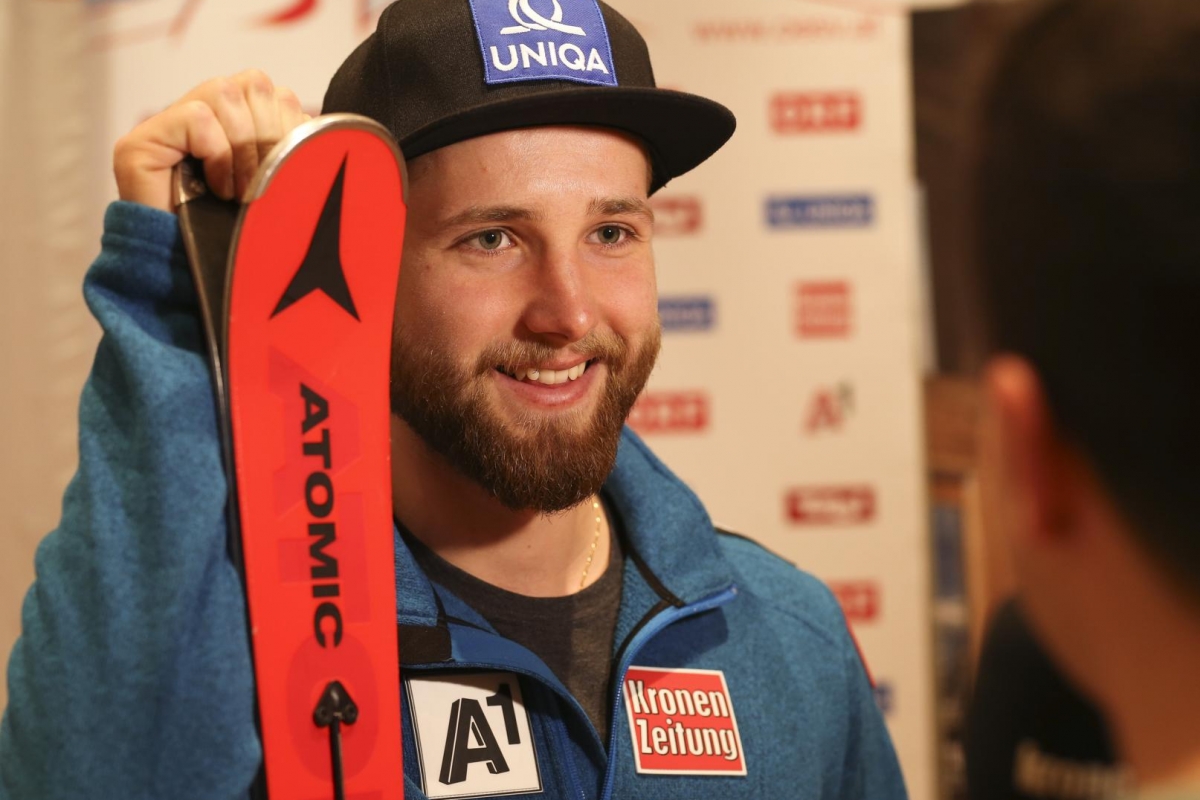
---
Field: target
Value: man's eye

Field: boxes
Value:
[471,230,510,251]
[596,226,626,245]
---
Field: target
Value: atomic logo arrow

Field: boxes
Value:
[272,156,360,321]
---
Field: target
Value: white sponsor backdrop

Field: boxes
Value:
[3,0,931,796]
[614,4,934,799]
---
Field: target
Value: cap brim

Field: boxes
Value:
[399,87,736,193]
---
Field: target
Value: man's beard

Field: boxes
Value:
[389,324,661,512]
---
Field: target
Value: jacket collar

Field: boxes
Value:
[392,427,735,662]
[603,428,733,606]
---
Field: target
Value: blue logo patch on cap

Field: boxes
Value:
[468,0,618,87]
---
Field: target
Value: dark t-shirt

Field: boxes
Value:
[966,599,1128,799]
[403,510,625,742]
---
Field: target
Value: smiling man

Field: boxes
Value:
[0,1,906,798]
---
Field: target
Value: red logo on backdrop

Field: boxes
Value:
[628,391,710,434]
[805,382,854,434]
[796,281,852,339]
[258,0,316,24]
[785,486,877,525]
[650,196,704,236]
[771,92,862,134]
[624,667,747,776]
[92,0,380,49]
[828,581,881,623]
[258,0,384,30]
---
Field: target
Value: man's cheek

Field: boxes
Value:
[606,300,659,345]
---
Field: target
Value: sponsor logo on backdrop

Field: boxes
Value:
[796,281,852,339]
[692,15,879,43]
[624,667,747,776]
[406,673,542,798]
[259,0,383,31]
[804,382,854,434]
[628,391,710,434]
[785,485,877,525]
[771,91,861,134]
[659,296,716,333]
[767,194,874,229]
[874,681,894,716]
[650,195,704,236]
[469,0,617,87]
[88,0,201,48]
[259,0,317,25]
[828,580,881,623]
[91,0,382,48]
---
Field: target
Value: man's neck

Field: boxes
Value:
[389,416,611,598]
[1098,576,1200,791]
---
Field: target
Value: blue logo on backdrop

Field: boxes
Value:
[766,194,875,229]
[659,296,716,333]
[873,682,894,716]
[469,0,618,87]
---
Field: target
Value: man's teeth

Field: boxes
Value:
[509,362,590,385]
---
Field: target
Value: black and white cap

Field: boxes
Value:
[322,0,736,192]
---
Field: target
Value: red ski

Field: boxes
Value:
[175,114,407,800]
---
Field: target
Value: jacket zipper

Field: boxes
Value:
[598,585,739,800]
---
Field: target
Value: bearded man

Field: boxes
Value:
[0,1,906,798]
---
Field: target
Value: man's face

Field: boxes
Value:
[390,125,661,512]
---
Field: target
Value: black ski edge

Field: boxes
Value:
[172,157,268,800]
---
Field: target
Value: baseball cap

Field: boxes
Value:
[322,0,736,193]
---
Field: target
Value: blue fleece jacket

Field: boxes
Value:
[0,202,907,800]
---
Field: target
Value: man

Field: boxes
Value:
[975,0,1200,797]
[0,1,905,798]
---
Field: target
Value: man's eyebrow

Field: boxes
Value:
[588,196,655,222]
[440,205,540,228]
[440,198,654,228]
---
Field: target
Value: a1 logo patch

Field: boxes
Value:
[406,673,543,799]
[623,667,748,776]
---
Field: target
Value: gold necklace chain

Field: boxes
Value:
[579,499,603,590]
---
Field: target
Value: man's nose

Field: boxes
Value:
[519,245,597,343]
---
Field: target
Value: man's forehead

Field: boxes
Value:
[407,125,653,188]
[405,126,655,226]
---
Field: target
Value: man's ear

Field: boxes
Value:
[983,355,1080,546]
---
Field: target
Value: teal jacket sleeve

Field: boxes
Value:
[0,202,261,800]
[839,634,908,800]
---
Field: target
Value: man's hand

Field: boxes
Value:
[113,69,311,212]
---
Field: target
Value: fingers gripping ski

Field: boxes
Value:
[175,115,407,800]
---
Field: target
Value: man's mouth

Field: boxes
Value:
[495,359,596,386]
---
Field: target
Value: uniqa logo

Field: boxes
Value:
[490,40,610,73]
[477,0,615,82]
[502,0,586,35]
[487,0,609,75]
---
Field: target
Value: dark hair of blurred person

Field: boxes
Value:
[975,0,1200,795]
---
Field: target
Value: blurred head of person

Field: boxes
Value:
[975,0,1200,784]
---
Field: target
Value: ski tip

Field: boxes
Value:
[246,113,408,206]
